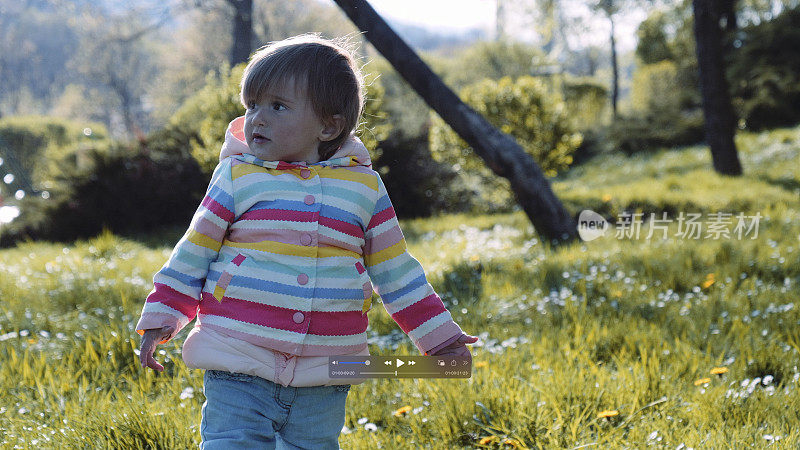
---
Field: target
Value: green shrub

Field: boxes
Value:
[0,142,206,246]
[428,76,581,213]
[0,115,108,193]
[608,110,704,155]
[562,76,609,131]
[372,130,464,218]
[631,60,681,115]
[726,6,800,131]
[430,76,581,178]
[605,59,706,155]
[167,64,245,176]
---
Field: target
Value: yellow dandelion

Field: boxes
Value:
[470,255,480,262]
[479,436,499,445]
[701,273,715,289]
[710,367,728,375]
[602,194,612,202]
[694,377,711,386]
[475,361,488,368]
[502,438,522,448]
[597,410,619,419]
[27,338,36,344]
[392,405,412,417]
[612,290,623,298]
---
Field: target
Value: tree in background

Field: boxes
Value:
[254,0,354,43]
[334,0,579,243]
[692,0,742,174]
[0,0,80,117]
[726,6,800,130]
[227,0,253,66]
[74,10,168,140]
[591,0,624,118]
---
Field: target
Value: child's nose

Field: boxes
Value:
[251,109,268,126]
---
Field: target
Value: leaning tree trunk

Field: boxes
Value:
[692,0,743,175]
[227,0,253,67]
[333,0,578,245]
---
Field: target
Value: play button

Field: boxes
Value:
[396,359,404,367]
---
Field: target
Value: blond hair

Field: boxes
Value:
[240,34,365,160]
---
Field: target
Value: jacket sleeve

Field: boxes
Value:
[134,158,235,344]
[362,173,464,355]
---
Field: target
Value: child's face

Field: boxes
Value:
[243,77,328,163]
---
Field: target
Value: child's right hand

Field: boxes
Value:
[139,326,175,372]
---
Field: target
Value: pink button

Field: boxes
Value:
[293,312,305,323]
[297,273,309,285]
[300,233,312,246]
[300,169,311,179]
[304,195,315,205]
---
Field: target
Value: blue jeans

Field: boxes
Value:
[200,370,351,449]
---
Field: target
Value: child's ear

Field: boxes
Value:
[319,114,345,142]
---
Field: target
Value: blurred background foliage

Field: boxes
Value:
[1,0,799,245]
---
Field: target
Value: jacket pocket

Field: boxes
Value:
[213,253,247,302]
[355,261,373,316]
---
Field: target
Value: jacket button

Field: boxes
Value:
[297,273,309,285]
[304,194,315,205]
[300,169,311,179]
[292,312,305,323]
[300,233,312,246]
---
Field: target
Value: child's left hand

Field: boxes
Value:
[429,334,479,357]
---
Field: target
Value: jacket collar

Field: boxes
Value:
[218,116,373,169]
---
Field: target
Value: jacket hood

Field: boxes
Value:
[219,116,372,169]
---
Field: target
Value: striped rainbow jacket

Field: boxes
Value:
[135,116,464,364]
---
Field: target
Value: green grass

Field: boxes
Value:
[1,125,799,448]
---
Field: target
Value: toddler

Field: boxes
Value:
[136,34,477,449]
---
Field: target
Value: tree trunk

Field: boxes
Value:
[227,0,253,66]
[495,0,505,41]
[609,15,618,118]
[333,0,578,244]
[692,0,743,175]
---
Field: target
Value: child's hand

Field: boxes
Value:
[139,326,175,372]
[429,334,479,357]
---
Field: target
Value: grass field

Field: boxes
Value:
[1,125,798,448]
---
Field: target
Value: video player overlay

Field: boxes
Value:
[329,356,471,378]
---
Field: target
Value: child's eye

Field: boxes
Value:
[247,101,256,109]
[272,102,286,111]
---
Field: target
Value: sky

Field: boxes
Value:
[362,0,648,53]
[366,0,497,33]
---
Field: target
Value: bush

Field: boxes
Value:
[372,129,464,218]
[429,76,581,213]
[0,140,206,246]
[431,76,581,178]
[561,76,609,131]
[608,109,705,155]
[0,115,109,194]
[631,60,681,115]
[635,4,800,134]
[726,6,800,131]
[610,59,705,155]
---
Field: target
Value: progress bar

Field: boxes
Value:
[329,356,471,378]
